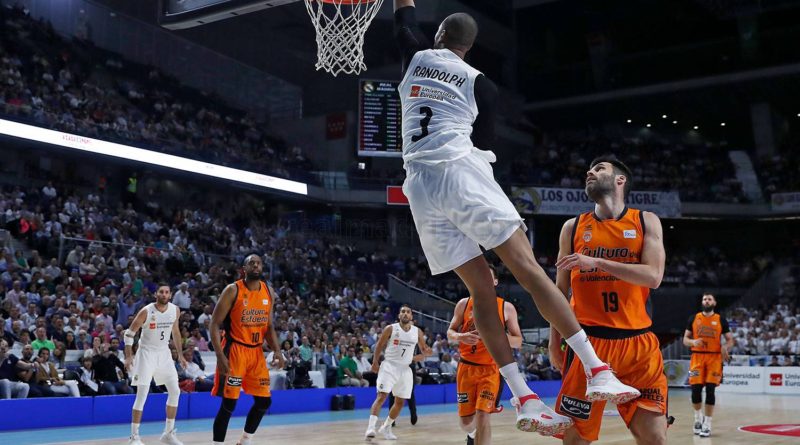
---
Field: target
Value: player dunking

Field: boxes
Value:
[683,293,733,437]
[394,0,638,435]
[210,255,284,445]
[365,304,432,440]
[447,265,522,445]
[124,283,186,445]
[550,156,668,445]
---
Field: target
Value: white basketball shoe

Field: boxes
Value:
[378,423,397,440]
[159,428,183,445]
[511,394,573,436]
[585,364,641,404]
[128,435,144,445]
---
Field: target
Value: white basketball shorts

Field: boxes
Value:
[376,361,414,399]
[403,148,526,275]
[131,348,179,387]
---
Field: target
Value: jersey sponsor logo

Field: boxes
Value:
[711,321,717,325]
[583,231,592,242]
[242,299,248,307]
[408,84,457,101]
[623,229,637,239]
[259,377,270,387]
[393,339,399,346]
[770,374,783,386]
[639,388,665,403]
[559,395,591,420]
[689,369,700,377]
[262,299,269,305]
[410,65,466,88]
[226,376,243,387]
[149,323,156,329]
[457,392,469,403]
[479,389,495,401]
[240,309,270,326]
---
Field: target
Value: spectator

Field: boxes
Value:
[35,348,79,397]
[77,356,99,396]
[768,356,781,367]
[18,344,55,397]
[172,282,191,311]
[321,343,339,388]
[338,346,368,387]
[355,349,376,387]
[439,352,457,376]
[0,338,30,399]
[91,338,133,395]
[177,348,213,392]
[31,327,55,353]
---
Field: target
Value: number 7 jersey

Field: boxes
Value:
[570,208,652,330]
[384,323,419,367]
[398,49,483,165]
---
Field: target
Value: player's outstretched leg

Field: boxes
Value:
[494,230,640,405]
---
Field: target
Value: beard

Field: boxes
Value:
[702,303,715,312]
[246,271,261,281]
[585,177,615,202]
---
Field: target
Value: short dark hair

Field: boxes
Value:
[441,13,478,49]
[590,155,633,199]
[400,304,412,311]
[38,348,49,357]
[157,282,170,290]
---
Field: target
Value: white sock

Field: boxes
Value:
[368,415,378,429]
[468,429,476,439]
[383,416,395,427]
[704,416,712,426]
[214,442,224,445]
[694,409,702,421]
[131,423,140,437]
[565,330,605,370]
[165,418,175,433]
[241,431,252,440]
[499,362,534,398]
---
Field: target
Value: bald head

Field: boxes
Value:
[435,13,478,52]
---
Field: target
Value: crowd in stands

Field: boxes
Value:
[503,134,747,203]
[727,304,800,365]
[0,3,314,184]
[757,150,800,195]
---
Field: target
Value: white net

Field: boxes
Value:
[304,0,385,76]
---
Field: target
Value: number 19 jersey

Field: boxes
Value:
[398,49,483,165]
[570,208,651,330]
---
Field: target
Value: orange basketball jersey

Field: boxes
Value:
[688,312,728,353]
[459,296,505,365]
[224,280,273,346]
[570,208,651,330]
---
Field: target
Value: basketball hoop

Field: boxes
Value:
[304,0,384,76]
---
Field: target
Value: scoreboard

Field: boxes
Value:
[358,80,403,157]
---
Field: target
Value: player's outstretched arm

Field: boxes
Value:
[394,0,414,11]
[123,308,148,371]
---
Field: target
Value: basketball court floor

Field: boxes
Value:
[2,390,797,444]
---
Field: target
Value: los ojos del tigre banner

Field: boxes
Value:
[511,186,682,218]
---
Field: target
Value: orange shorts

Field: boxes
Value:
[555,331,667,442]
[689,353,723,386]
[212,341,270,399]
[456,361,501,417]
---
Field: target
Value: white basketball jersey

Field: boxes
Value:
[138,303,177,351]
[383,323,419,366]
[398,49,483,165]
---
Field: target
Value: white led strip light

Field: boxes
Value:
[0,118,308,196]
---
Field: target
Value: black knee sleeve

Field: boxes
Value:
[691,384,703,404]
[244,396,272,434]
[704,384,716,406]
[213,397,238,441]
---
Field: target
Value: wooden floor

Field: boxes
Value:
[35,390,800,445]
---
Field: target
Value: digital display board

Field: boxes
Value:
[358,80,403,157]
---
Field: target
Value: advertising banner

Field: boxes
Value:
[510,186,681,217]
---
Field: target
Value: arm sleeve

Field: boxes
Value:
[394,6,430,73]
[471,75,498,150]
[721,318,730,334]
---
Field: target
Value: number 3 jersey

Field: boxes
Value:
[398,49,483,165]
[570,207,651,330]
[384,323,419,367]
[223,280,273,347]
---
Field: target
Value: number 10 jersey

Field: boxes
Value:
[398,48,483,165]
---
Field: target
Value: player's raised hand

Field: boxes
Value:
[555,253,597,271]
[459,330,481,345]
